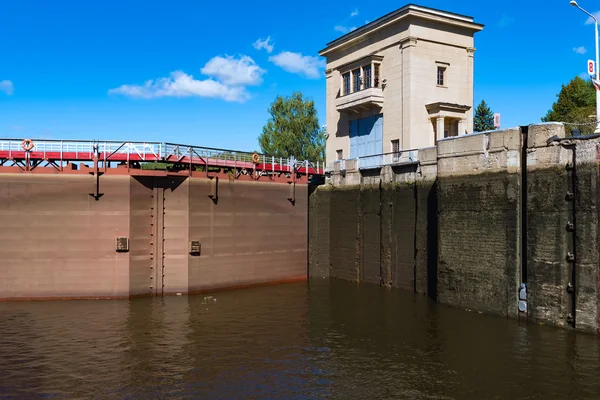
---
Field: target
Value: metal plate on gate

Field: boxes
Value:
[190,241,201,255]
[116,237,129,252]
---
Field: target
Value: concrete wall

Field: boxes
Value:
[0,174,308,300]
[309,169,438,300]
[311,123,600,334]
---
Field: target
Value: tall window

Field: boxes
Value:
[391,139,400,162]
[437,66,446,86]
[352,68,361,92]
[343,72,351,95]
[336,149,343,160]
[374,64,380,87]
[363,65,372,89]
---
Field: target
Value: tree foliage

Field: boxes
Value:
[542,76,597,134]
[473,100,495,132]
[258,92,325,162]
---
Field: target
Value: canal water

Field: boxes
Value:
[0,280,599,399]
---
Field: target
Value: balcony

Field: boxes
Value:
[336,87,384,113]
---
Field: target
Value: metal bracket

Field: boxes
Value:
[566,282,574,293]
[208,176,218,204]
[88,144,104,201]
[566,221,575,232]
[566,252,575,262]
[565,191,574,201]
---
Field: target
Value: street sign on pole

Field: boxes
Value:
[588,59,596,76]
[493,113,501,128]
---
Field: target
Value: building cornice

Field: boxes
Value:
[319,4,484,57]
[426,102,472,114]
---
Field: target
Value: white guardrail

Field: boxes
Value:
[328,149,419,172]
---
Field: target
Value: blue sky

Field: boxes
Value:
[1,0,599,151]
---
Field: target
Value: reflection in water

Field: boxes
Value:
[0,280,599,399]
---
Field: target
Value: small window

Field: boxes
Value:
[336,149,343,160]
[437,66,446,86]
[374,64,380,87]
[352,68,361,92]
[363,65,372,89]
[342,72,351,95]
[391,139,400,162]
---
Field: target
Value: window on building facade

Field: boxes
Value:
[437,66,446,86]
[363,65,372,89]
[340,61,382,96]
[391,139,400,162]
[352,69,361,92]
[336,149,343,160]
[343,72,351,95]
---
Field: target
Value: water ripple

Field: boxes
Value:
[0,280,599,399]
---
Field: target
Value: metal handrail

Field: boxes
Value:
[0,138,324,174]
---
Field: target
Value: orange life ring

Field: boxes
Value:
[21,139,34,152]
[252,153,260,164]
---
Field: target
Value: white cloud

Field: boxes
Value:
[573,46,587,55]
[350,9,358,17]
[0,80,14,95]
[108,55,266,103]
[334,25,357,34]
[269,51,325,79]
[585,11,600,25]
[200,55,265,86]
[108,71,250,102]
[253,36,274,53]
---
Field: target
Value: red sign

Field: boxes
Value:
[588,60,595,76]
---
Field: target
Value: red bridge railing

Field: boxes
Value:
[0,139,325,176]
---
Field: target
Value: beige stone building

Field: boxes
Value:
[318,4,483,170]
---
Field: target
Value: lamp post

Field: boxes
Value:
[571,0,600,133]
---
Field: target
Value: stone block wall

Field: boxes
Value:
[437,128,521,318]
[311,123,600,334]
[310,165,438,299]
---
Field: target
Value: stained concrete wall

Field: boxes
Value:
[0,174,308,300]
[310,158,438,299]
[437,128,521,319]
[311,123,600,334]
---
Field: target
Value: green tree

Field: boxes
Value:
[542,76,596,134]
[473,100,495,132]
[258,92,325,162]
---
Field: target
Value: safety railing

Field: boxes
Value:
[327,149,419,172]
[0,138,324,174]
[0,139,163,161]
[358,150,419,170]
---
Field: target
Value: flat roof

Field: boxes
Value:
[319,3,484,56]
